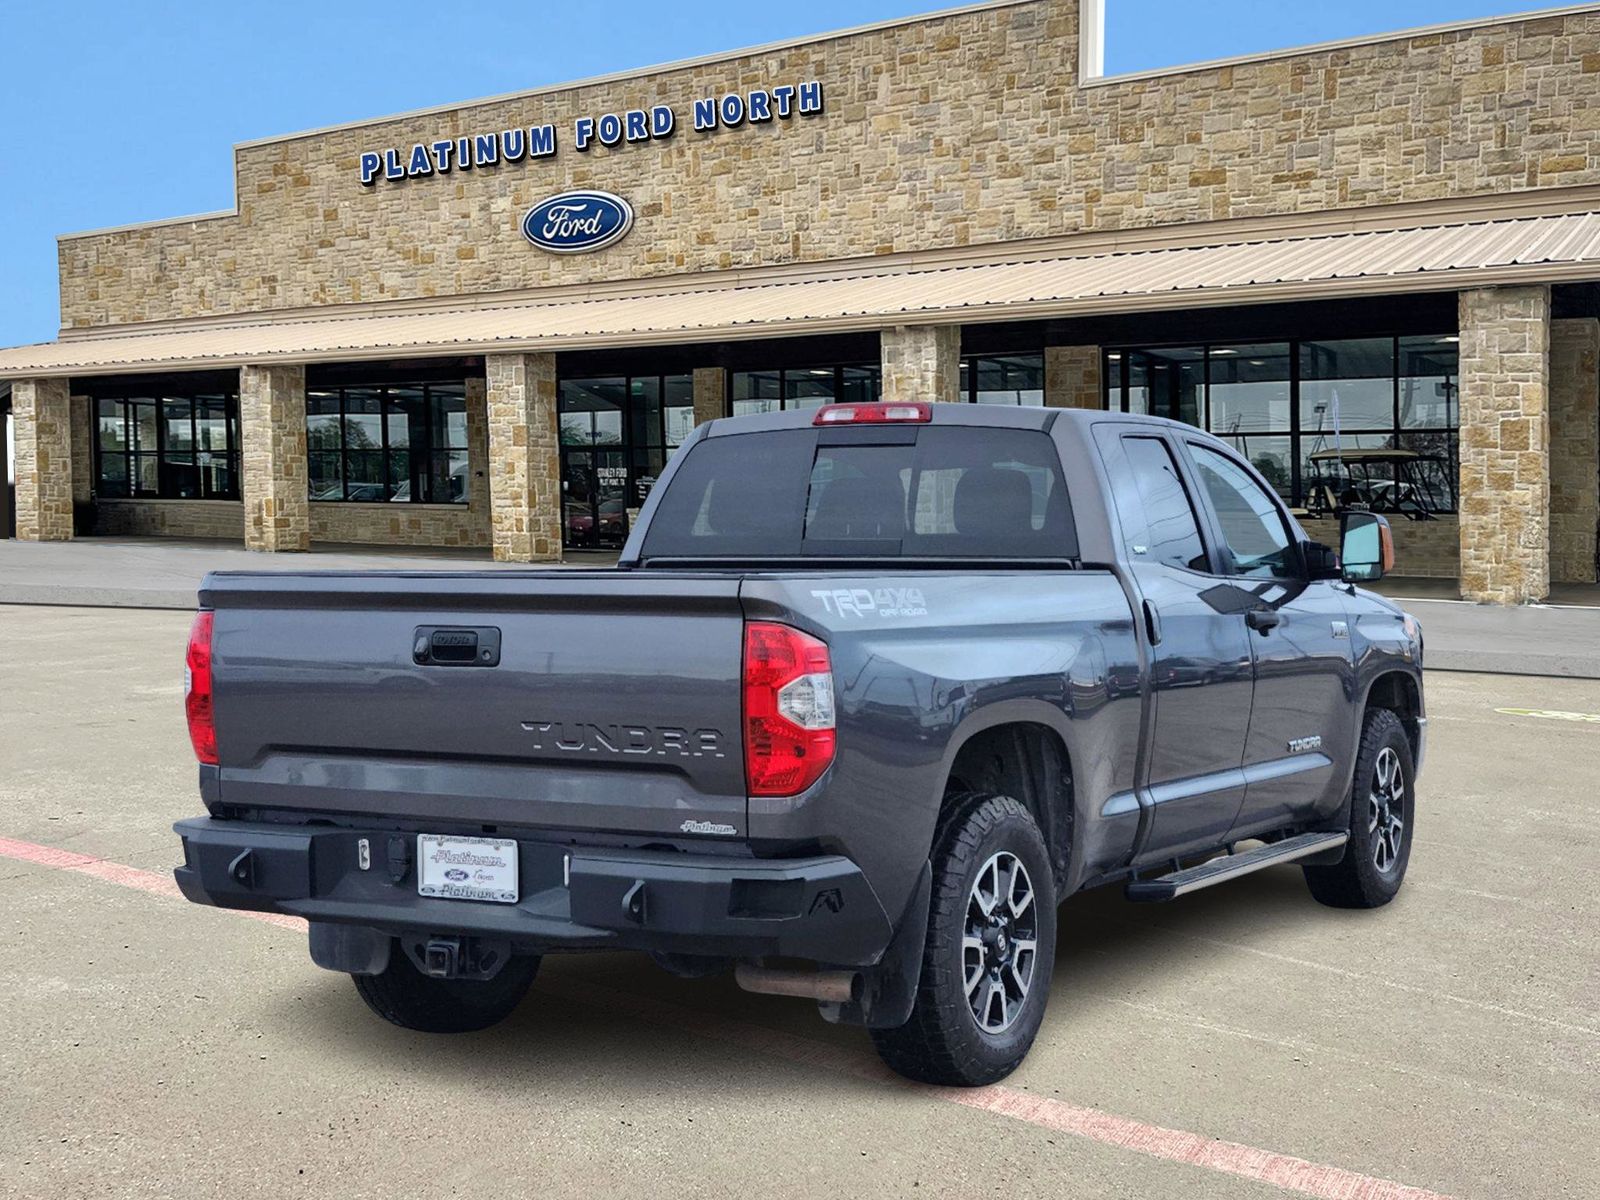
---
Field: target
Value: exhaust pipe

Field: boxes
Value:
[735,964,859,1005]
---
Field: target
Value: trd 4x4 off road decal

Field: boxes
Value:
[811,587,929,619]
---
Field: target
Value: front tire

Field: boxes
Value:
[1304,707,1415,909]
[353,947,540,1033]
[871,793,1057,1086]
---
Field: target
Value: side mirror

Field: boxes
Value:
[1303,541,1342,581]
[1340,511,1395,582]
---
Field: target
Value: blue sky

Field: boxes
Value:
[0,1,1547,347]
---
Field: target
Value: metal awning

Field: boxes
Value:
[6,209,1600,379]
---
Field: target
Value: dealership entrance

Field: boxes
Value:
[556,373,695,551]
[560,446,630,550]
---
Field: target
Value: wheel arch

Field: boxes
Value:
[1362,669,1423,763]
[936,705,1076,894]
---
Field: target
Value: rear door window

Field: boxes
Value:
[641,427,1075,560]
[1120,435,1210,573]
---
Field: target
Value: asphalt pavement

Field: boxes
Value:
[1,605,1596,1199]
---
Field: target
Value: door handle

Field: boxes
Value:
[1142,600,1163,646]
[1245,609,1282,635]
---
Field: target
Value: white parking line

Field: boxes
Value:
[1494,707,1600,723]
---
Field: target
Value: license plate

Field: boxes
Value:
[416,834,519,904]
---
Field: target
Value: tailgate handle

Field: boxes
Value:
[413,626,502,667]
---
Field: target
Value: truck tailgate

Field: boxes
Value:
[203,571,747,839]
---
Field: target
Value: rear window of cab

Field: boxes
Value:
[640,427,1077,560]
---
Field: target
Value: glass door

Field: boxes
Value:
[560,448,631,550]
[559,373,693,551]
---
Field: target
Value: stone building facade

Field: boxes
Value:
[53,2,1600,329]
[3,0,1599,602]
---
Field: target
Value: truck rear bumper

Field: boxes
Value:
[173,817,894,966]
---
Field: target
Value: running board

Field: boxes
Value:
[1124,831,1349,903]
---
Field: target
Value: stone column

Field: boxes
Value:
[1457,286,1551,604]
[485,352,561,562]
[1044,345,1103,409]
[240,364,310,552]
[692,367,725,426]
[1550,318,1599,585]
[70,393,94,508]
[881,325,961,405]
[12,377,74,541]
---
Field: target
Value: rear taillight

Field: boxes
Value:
[743,622,836,797]
[185,610,218,765]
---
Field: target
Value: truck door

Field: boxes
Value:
[1179,439,1356,837]
[1094,428,1256,864]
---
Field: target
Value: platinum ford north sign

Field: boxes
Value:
[522,191,634,254]
[358,81,823,186]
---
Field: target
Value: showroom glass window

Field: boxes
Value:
[726,355,1044,413]
[729,365,882,416]
[96,389,240,500]
[1103,337,1459,511]
[959,354,1045,405]
[306,382,468,503]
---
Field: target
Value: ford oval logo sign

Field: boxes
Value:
[521,190,634,254]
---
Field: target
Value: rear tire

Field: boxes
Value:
[871,793,1056,1086]
[1303,707,1415,909]
[353,947,540,1033]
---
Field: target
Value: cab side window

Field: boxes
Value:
[1188,444,1299,580]
[1121,435,1210,573]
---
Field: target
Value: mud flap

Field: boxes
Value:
[818,860,932,1030]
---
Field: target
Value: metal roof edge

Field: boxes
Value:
[8,257,1600,381]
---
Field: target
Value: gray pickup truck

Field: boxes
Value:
[174,401,1424,1085]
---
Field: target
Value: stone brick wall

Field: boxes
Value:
[59,2,1600,329]
[1044,345,1101,409]
[1550,317,1600,584]
[486,352,561,561]
[882,325,960,404]
[1301,515,1461,579]
[309,503,487,548]
[12,378,74,540]
[95,500,246,540]
[240,364,310,551]
[1458,285,1551,604]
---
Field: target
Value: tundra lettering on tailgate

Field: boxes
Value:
[519,720,726,758]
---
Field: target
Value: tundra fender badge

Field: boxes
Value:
[1287,735,1324,753]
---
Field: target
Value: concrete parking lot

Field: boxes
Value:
[2,605,1596,1200]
